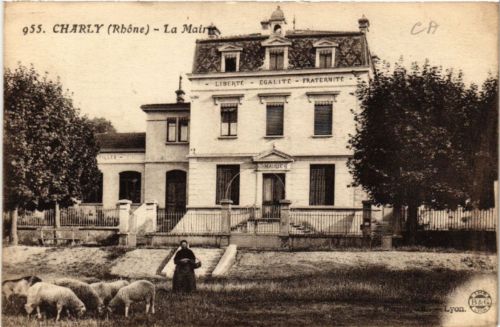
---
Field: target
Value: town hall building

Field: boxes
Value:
[92,7,374,219]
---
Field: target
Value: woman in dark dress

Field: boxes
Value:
[172,240,200,292]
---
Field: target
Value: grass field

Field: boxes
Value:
[2,266,484,327]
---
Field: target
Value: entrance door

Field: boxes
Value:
[262,173,285,218]
[166,170,187,213]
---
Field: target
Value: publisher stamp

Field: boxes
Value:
[468,290,492,314]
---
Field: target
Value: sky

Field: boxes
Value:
[5,2,498,132]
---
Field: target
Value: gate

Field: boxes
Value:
[231,205,281,235]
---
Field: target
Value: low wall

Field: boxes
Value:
[17,227,119,246]
[147,233,368,249]
[288,235,367,250]
[230,235,285,249]
[147,233,229,247]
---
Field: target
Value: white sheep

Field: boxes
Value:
[54,278,105,315]
[108,280,155,318]
[25,282,86,321]
[2,275,42,300]
[90,280,130,305]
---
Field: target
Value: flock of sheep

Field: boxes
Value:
[2,275,156,320]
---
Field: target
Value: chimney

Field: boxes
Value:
[207,23,221,39]
[358,15,370,33]
[175,76,185,103]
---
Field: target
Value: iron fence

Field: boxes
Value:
[156,209,185,233]
[60,207,119,227]
[290,209,364,236]
[417,207,496,231]
[17,209,55,227]
[15,207,119,227]
[156,209,223,234]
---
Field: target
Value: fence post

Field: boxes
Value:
[144,200,158,233]
[279,200,291,237]
[116,200,135,246]
[220,199,232,247]
[10,208,18,245]
[54,202,61,228]
[361,200,372,239]
[495,181,498,227]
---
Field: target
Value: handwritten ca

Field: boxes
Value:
[411,20,439,35]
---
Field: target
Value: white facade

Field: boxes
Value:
[96,9,372,211]
[187,69,369,208]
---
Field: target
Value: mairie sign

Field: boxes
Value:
[256,162,291,171]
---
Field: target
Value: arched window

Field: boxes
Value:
[82,172,103,203]
[119,171,142,203]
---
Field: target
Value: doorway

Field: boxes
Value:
[262,173,285,218]
[166,170,187,213]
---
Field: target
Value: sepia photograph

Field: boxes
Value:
[2,2,499,326]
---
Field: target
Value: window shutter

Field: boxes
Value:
[266,104,284,136]
[309,165,335,205]
[276,52,284,70]
[319,50,332,68]
[314,103,333,135]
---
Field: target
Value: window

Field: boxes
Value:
[224,56,237,72]
[218,46,242,72]
[269,49,284,70]
[119,171,142,204]
[179,118,189,142]
[166,117,189,143]
[221,104,238,136]
[313,40,338,68]
[309,165,335,205]
[216,165,240,205]
[266,104,284,136]
[82,172,103,203]
[314,103,333,135]
[167,118,177,142]
[319,50,333,68]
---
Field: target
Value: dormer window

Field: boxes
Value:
[218,45,242,73]
[269,48,284,70]
[313,39,338,69]
[318,50,332,68]
[262,35,291,71]
[224,55,237,72]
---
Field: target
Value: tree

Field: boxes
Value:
[87,117,116,134]
[347,61,497,243]
[3,64,101,244]
[470,77,498,208]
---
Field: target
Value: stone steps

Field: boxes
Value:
[161,247,225,278]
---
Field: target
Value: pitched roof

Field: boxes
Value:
[192,30,369,74]
[96,133,145,153]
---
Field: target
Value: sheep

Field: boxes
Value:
[25,282,86,321]
[80,277,101,284]
[90,279,129,305]
[54,278,105,315]
[2,276,42,300]
[108,280,155,318]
